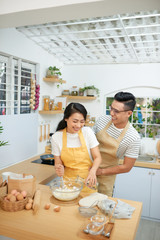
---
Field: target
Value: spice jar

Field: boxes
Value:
[62,90,70,96]
[71,86,78,96]
[43,96,50,111]
[49,99,54,111]
[57,102,62,110]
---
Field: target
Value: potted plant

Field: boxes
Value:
[46,66,62,78]
[81,85,100,97]
[0,122,8,147]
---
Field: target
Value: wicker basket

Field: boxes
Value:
[0,195,28,212]
[0,185,7,198]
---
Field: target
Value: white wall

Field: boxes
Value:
[0,28,64,169]
[62,63,160,117]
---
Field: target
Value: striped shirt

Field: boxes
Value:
[93,115,140,159]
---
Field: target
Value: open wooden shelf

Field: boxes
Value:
[43,77,66,83]
[39,110,64,114]
[59,95,96,100]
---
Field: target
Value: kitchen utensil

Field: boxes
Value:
[79,201,98,217]
[102,200,117,238]
[85,223,104,235]
[39,125,43,142]
[103,221,114,238]
[40,154,54,161]
[48,124,50,140]
[44,124,46,141]
[91,214,106,226]
[79,207,97,217]
[50,178,83,201]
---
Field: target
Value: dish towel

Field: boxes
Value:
[98,199,135,219]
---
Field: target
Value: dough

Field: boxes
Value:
[79,192,108,207]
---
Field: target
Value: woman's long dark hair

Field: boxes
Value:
[56,102,87,131]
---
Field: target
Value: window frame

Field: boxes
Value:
[0,52,39,115]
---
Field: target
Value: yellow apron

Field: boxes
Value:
[96,120,130,197]
[61,128,96,193]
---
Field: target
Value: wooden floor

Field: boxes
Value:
[135,218,160,240]
[0,218,160,240]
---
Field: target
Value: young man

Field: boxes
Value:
[93,92,140,197]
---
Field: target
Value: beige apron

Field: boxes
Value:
[61,128,96,193]
[96,120,130,197]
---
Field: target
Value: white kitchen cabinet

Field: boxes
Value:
[113,166,160,220]
[150,169,160,219]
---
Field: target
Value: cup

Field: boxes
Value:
[2,172,12,182]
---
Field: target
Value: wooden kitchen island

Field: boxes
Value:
[0,155,142,240]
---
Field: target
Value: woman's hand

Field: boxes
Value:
[85,168,97,188]
[55,164,64,177]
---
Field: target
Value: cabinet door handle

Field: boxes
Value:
[148,172,151,175]
[152,172,155,175]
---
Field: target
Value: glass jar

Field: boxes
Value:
[49,99,54,111]
[71,86,78,96]
[62,90,70,96]
[43,95,50,111]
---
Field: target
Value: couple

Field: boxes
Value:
[51,92,140,197]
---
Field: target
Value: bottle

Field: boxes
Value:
[43,96,50,111]
[49,99,54,111]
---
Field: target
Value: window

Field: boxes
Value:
[0,52,38,115]
[106,97,160,138]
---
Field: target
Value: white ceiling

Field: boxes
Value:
[16,10,160,65]
[1,0,160,65]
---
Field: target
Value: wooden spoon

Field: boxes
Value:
[39,125,43,142]
[44,124,46,141]
[48,124,50,140]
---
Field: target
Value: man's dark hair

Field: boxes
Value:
[114,92,136,111]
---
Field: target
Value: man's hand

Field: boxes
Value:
[96,168,103,176]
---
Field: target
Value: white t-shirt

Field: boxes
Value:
[51,126,99,161]
[93,115,140,159]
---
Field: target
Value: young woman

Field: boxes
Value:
[51,102,101,192]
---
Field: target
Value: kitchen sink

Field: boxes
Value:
[137,155,156,163]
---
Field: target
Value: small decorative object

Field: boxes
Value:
[80,85,100,97]
[62,90,70,96]
[71,86,78,96]
[34,84,40,110]
[30,74,36,110]
[79,88,84,96]
[46,66,62,78]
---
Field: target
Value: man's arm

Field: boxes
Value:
[96,156,136,176]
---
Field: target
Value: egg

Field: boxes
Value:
[10,195,16,202]
[28,198,33,204]
[21,190,27,198]
[44,203,51,210]
[15,191,20,196]
[53,205,61,212]
[11,189,17,195]
[6,193,13,200]
[16,193,24,201]
[25,202,32,210]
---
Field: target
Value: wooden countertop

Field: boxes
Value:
[119,158,160,169]
[0,155,142,240]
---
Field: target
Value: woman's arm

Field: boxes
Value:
[85,146,102,187]
[54,155,64,177]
